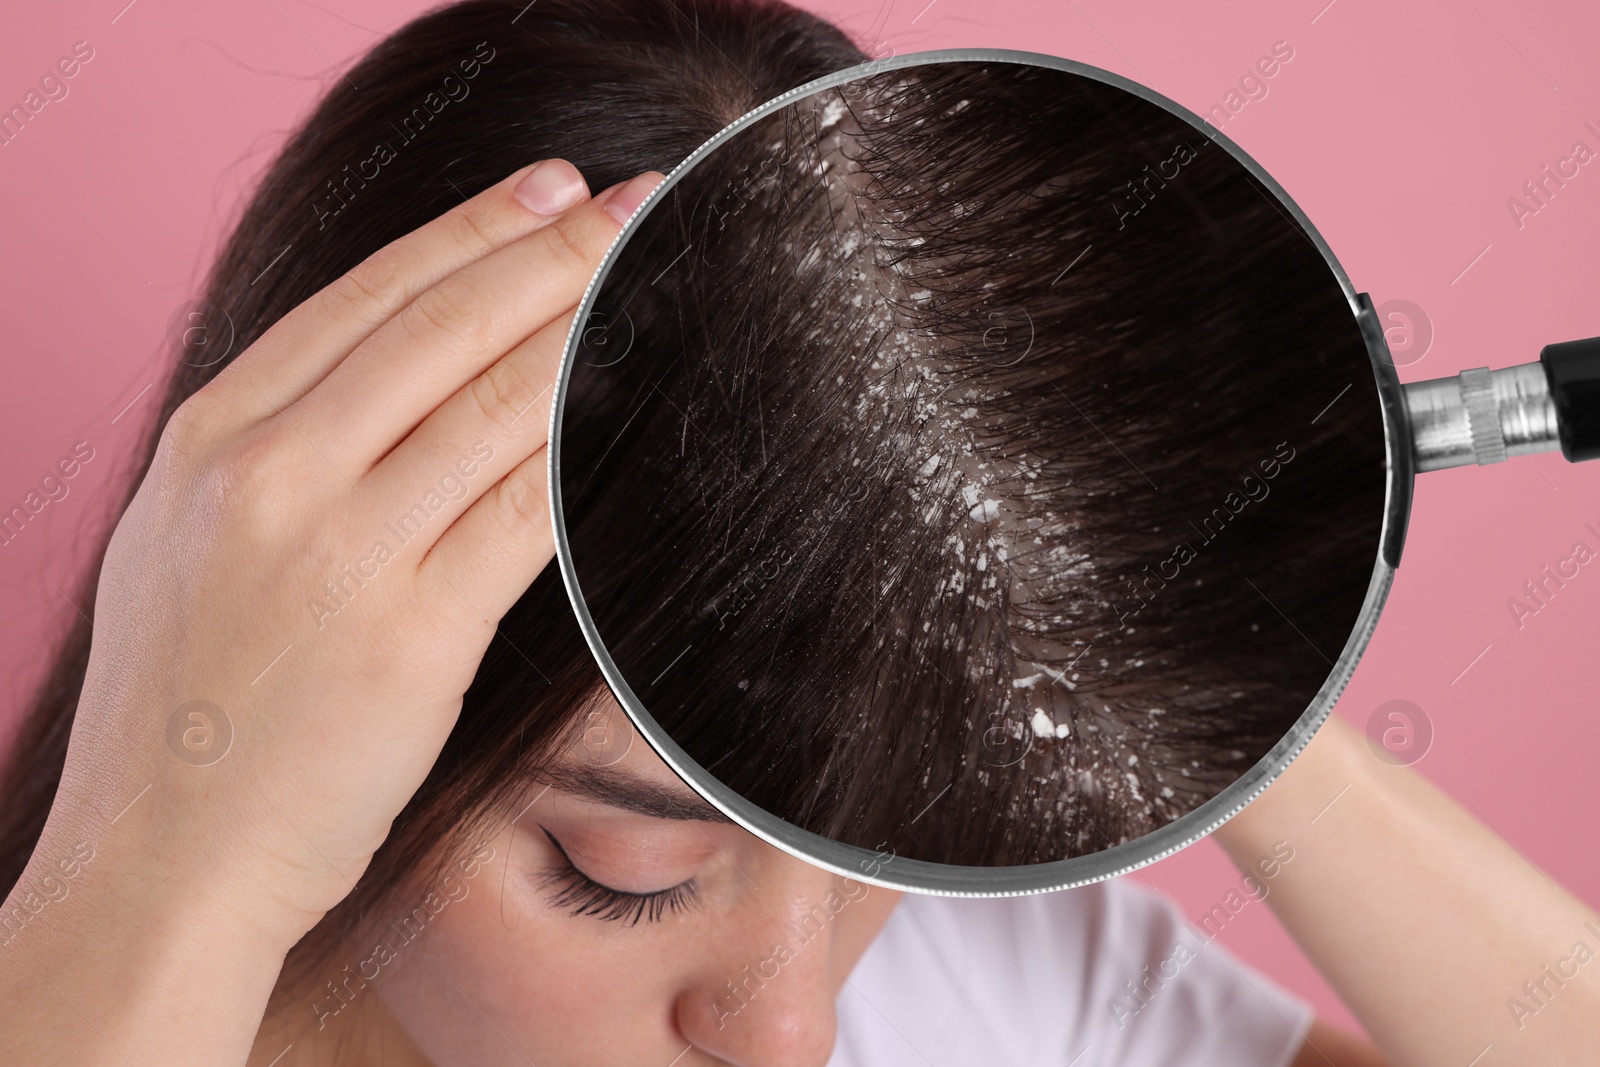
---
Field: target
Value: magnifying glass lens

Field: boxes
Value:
[556,57,1388,888]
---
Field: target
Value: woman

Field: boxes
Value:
[0,1,1594,1064]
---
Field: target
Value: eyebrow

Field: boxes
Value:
[535,764,734,824]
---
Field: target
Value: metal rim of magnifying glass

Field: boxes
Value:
[549,47,1415,898]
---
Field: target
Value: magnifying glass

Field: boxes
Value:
[548,49,1600,896]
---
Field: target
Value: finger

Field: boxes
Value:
[355,304,574,556]
[206,158,593,420]
[416,442,557,629]
[290,171,665,478]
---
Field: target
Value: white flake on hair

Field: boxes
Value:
[817,95,848,129]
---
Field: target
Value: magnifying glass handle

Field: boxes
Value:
[1403,336,1600,472]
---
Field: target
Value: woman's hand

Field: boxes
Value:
[1,159,664,1067]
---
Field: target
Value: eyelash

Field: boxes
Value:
[536,828,699,926]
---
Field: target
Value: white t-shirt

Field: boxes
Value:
[830,878,1313,1067]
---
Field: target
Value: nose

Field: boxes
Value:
[674,867,847,1067]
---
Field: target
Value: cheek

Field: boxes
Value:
[375,836,683,1067]
[828,887,904,989]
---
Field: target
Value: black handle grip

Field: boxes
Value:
[1540,337,1600,463]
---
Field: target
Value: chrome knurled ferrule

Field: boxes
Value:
[1403,363,1560,472]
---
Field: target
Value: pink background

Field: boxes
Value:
[2,0,1597,1038]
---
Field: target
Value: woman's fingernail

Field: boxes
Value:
[513,159,588,216]
[602,172,665,225]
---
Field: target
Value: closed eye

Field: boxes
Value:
[536,827,699,926]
